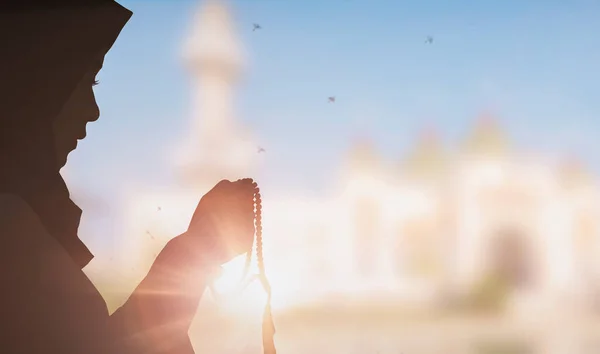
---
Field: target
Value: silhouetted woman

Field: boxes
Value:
[0,1,256,353]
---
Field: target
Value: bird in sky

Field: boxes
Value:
[157,206,161,211]
[253,23,261,31]
[425,36,433,44]
[258,147,265,153]
[328,96,336,103]
[146,231,155,240]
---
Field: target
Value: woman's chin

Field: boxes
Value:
[57,150,75,169]
[57,156,69,169]
[54,140,78,168]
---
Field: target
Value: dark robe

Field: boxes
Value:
[0,2,209,353]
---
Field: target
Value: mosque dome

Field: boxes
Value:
[401,125,448,180]
[464,113,509,156]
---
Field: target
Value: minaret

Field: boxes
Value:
[176,0,258,188]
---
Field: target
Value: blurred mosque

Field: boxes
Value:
[119,0,600,353]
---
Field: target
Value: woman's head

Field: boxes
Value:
[1,2,132,170]
[53,57,104,168]
[0,1,132,268]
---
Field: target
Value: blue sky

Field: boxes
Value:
[64,0,600,256]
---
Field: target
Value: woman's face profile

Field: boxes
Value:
[52,58,104,168]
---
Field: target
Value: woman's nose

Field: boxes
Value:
[86,101,100,123]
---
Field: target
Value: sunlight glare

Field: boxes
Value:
[211,254,268,317]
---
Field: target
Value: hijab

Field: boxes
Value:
[0,1,132,269]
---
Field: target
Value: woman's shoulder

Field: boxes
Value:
[0,193,44,227]
[0,193,49,248]
[0,193,36,213]
[0,192,89,283]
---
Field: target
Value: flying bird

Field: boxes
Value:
[328,96,336,103]
[258,147,265,153]
[425,36,433,44]
[253,23,261,31]
[157,206,161,211]
[146,231,155,240]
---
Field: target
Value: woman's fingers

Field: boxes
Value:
[229,179,257,253]
[232,178,256,224]
[187,178,261,264]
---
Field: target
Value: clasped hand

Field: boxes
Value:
[164,178,257,270]
[114,179,258,342]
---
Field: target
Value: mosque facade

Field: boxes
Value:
[263,116,600,313]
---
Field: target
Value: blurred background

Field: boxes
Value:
[62,0,600,352]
